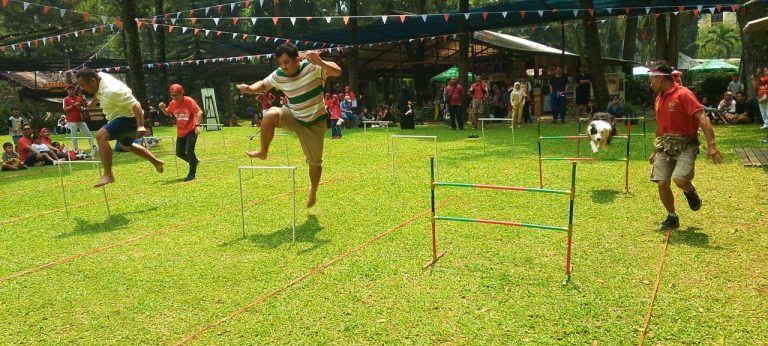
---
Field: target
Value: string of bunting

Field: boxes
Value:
[149,23,340,49]
[1,0,117,24]
[0,24,119,53]
[73,34,119,71]
[140,2,742,27]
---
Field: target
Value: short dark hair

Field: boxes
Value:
[274,43,299,59]
[2,142,12,149]
[736,91,745,97]
[75,67,99,80]
[31,134,40,140]
[10,107,19,112]
[652,64,674,81]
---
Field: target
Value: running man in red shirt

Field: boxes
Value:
[158,84,202,181]
[649,64,722,230]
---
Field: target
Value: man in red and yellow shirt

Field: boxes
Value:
[159,84,202,181]
[63,84,96,151]
[444,77,465,130]
[649,64,722,230]
[469,75,488,129]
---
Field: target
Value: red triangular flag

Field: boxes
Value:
[272,17,278,26]
[443,13,449,22]
[243,34,248,40]
[552,9,559,14]
[587,8,594,16]
[399,15,406,23]
[163,14,168,21]
[188,10,193,17]
[168,26,174,32]
[624,7,630,15]
[233,17,239,25]
[216,31,222,36]
[730,4,737,12]
[482,12,488,20]
[520,11,526,18]
[194,29,200,35]
[137,20,143,29]
[2,0,8,8]
[43,5,50,14]
[217,4,223,12]
[716,5,722,12]
[343,16,349,25]
[115,19,122,29]
[245,0,250,8]
[693,9,700,16]
[678,6,684,12]
[191,18,197,25]
[654,13,661,19]
[306,16,312,22]
[33,40,39,47]
[83,12,89,21]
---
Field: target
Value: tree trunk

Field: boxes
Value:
[655,15,668,63]
[121,0,149,114]
[458,0,469,104]
[156,0,168,103]
[665,14,680,67]
[348,0,358,103]
[580,0,609,109]
[737,0,768,98]
[622,16,638,74]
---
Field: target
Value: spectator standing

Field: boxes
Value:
[574,65,592,119]
[76,68,165,187]
[727,75,744,95]
[63,84,96,152]
[255,92,276,127]
[510,82,525,127]
[469,76,488,129]
[329,94,343,139]
[753,67,768,129]
[158,83,203,181]
[444,77,464,130]
[549,66,568,123]
[648,64,721,230]
[7,107,24,149]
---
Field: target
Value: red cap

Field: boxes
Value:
[66,84,76,89]
[40,128,50,135]
[169,84,184,94]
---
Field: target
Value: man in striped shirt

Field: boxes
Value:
[237,43,341,208]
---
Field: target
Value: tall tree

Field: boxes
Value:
[622,16,638,74]
[120,0,149,113]
[458,0,469,99]
[348,0,359,98]
[156,0,168,102]
[655,14,668,63]
[701,24,740,59]
[666,14,680,67]
[579,0,609,109]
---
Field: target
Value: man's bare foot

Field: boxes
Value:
[246,150,268,160]
[154,160,165,173]
[306,189,317,208]
[94,174,115,188]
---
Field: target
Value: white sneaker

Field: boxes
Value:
[761,124,768,130]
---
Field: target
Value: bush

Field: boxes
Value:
[625,76,653,110]
[696,73,732,104]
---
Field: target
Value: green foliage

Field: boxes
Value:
[696,74,732,103]
[624,75,653,109]
[697,23,740,59]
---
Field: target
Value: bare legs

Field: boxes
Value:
[93,128,164,188]
[657,178,695,214]
[246,109,277,160]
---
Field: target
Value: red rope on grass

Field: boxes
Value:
[638,228,672,345]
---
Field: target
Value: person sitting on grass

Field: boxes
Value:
[721,92,755,124]
[30,134,59,163]
[2,142,27,170]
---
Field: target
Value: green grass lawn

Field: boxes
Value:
[1,119,766,344]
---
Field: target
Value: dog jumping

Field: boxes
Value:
[587,112,617,153]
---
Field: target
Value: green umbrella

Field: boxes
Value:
[431,66,476,83]
[689,59,738,72]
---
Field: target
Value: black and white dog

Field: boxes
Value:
[587,112,617,153]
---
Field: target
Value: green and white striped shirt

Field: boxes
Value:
[264,60,327,126]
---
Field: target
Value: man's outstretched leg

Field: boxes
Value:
[126,142,165,173]
[94,128,115,187]
[247,109,278,160]
[307,164,322,208]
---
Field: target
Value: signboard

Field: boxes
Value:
[42,82,68,89]
[200,88,222,131]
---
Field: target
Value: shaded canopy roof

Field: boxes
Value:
[298,1,744,45]
[689,59,739,72]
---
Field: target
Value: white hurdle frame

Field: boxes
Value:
[197,123,228,154]
[479,118,516,153]
[247,133,290,165]
[237,166,297,242]
[144,135,179,177]
[66,135,97,150]
[389,135,438,181]
[54,160,111,220]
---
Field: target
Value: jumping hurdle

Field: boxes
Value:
[66,136,97,151]
[246,133,290,165]
[478,118,515,153]
[425,157,576,284]
[362,120,391,154]
[578,116,651,156]
[237,166,297,242]
[538,119,632,193]
[144,135,179,177]
[197,123,228,154]
[54,160,111,220]
[389,135,438,181]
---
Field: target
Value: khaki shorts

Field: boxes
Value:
[650,144,699,182]
[272,106,326,166]
[471,99,485,114]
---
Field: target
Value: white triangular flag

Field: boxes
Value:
[464,13,470,20]
[573,9,579,17]
[382,16,387,24]
[290,17,296,25]
[171,18,177,25]
[708,7,715,14]
[153,24,158,31]
[42,38,46,46]
[537,10,544,17]
[645,7,651,14]
[674,11,679,16]
[502,11,507,18]
[213,18,219,25]
[109,24,114,30]
[11,45,16,50]
[101,16,107,24]
[92,28,97,33]
[230,3,236,11]
[232,33,237,39]
[421,15,427,22]
[60,9,66,17]
[260,0,265,7]
[57,35,61,42]
[606,8,612,14]
[205,29,210,36]
[23,2,29,11]
[74,31,79,37]
[182,27,188,33]
[176,12,181,18]
[205,7,210,15]
[251,17,257,24]
[697,5,703,11]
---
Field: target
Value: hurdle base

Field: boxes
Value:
[561,266,573,286]
[422,251,446,269]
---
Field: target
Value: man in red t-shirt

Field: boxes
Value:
[62,84,96,152]
[469,76,488,129]
[158,84,203,181]
[17,125,53,166]
[649,64,722,230]
[444,77,465,130]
